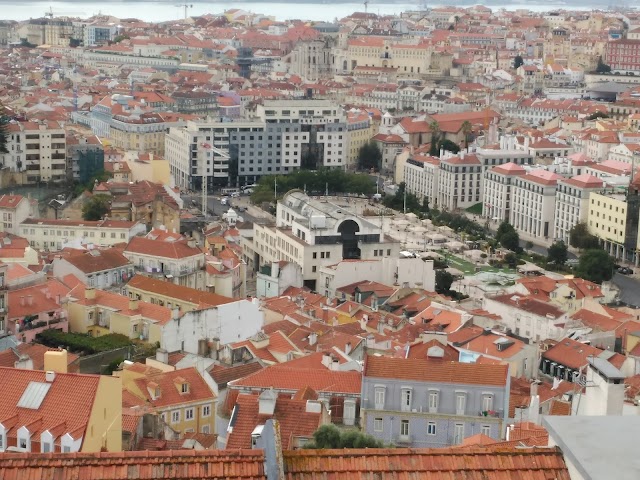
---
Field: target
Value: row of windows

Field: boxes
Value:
[166,404,211,424]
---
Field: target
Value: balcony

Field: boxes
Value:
[478,410,502,418]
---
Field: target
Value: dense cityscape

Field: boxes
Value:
[0,4,638,479]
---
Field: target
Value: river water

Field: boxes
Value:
[0,1,587,23]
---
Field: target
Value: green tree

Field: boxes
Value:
[496,221,516,244]
[575,249,615,284]
[547,241,568,266]
[596,56,611,74]
[504,252,518,269]
[586,111,609,121]
[435,270,454,294]
[357,141,382,171]
[461,120,473,149]
[569,223,600,250]
[0,108,9,154]
[429,121,440,157]
[500,230,521,253]
[513,55,524,69]
[439,139,460,155]
[82,194,111,221]
[305,425,382,449]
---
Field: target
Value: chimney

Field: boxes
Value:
[27,295,33,306]
[85,287,96,300]
[14,354,33,370]
[172,307,180,320]
[321,353,331,368]
[45,371,56,382]
[129,298,139,311]
[187,238,196,249]
[155,348,169,364]
[258,388,277,416]
[44,349,68,374]
[345,342,352,355]
[308,332,317,346]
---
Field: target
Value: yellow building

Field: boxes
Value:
[126,152,171,185]
[342,37,435,76]
[347,111,376,170]
[126,275,234,313]
[118,362,216,435]
[587,191,629,259]
[66,285,173,345]
[0,350,122,453]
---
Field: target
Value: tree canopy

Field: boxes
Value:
[357,141,382,171]
[382,182,426,214]
[596,57,611,74]
[575,249,615,284]
[0,107,9,155]
[82,194,111,221]
[435,270,454,294]
[569,223,600,250]
[513,55,524,69]
[305,425,383,449]
[495,221,521,252]
[547,241,568,266]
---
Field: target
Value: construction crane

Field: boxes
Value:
[44,6,85,18]
[176,4,193,19]
[364,0,369,14]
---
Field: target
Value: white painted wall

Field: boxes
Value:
[161,299,264,354]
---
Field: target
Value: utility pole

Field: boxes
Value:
[274,177,277,200]
[325,182,329,196]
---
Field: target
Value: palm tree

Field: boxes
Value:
[461,120,473,150]
[429,120,440,157]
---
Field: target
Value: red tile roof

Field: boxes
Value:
[229,365,362,395]
[364,355,508,386]
[226,393,321,450]
[208,362,264,388]
[282,447,570,480]
[61,248,131,274]
[125,237,202,259]
[124,365,216,409]
[0,367,100,448]
[127,275,234,308]
[0,450,266,480]
[542,337,624,370]
[0,344,79,372]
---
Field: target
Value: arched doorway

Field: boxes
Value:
[338,220,360,259]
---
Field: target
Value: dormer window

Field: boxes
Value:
[19,438,27,449]
[181,383,189,394]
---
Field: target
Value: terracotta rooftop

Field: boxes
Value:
[364,355,509,386]
[0,450,266,480]
[127,275,234,309]
[60,248,131,274]
[0,344,79,372]
[125,237,202,260]
[282,447,570,480]
[208,362,264,388]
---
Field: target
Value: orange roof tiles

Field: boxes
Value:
[226,393,321,450]
[0,367,100,447]
[125,237,202,259]
[229,365,361,395]
[127,275,234,309]
[0,450,267,480]
[282,447,570,480]
[0,344,79,372]
[364,355,508,386]
[208,362,264,388]
[61,248,131,274]
[125,366,216,409]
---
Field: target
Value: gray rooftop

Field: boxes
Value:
[543,416,640,480]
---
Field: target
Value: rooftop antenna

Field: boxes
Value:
[364,0,369,14]
[176,4,193,19]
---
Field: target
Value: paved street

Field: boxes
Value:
[181,193,262,224]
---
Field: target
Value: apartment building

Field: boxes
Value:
[403,154,440,205]
[123,236,205,289]
[554,174,604,243]
[587,190,629,260]
[0,121,66,183]
[0,195,34,235]
[52,248,134,290]
[244,190,401,291]
[19,218,146,251]
[165,119,258,190]
[510,170,561,240]
[361,355,509,447]
[346,110,375,170]
[605,38,640,72]
[0,351,122,453]
[482,163,526,223]
[119,363,217,435]
[66,285,172,345]
[437,153,482,211]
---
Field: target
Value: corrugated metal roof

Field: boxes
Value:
[16,382,51,410]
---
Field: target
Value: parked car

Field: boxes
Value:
[230,191,240,198]
[618,267,634,275]
[221,196,228,205]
